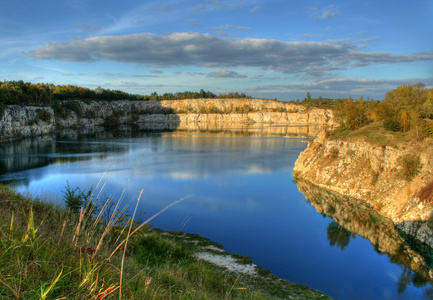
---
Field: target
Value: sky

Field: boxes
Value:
[1,0,432,101]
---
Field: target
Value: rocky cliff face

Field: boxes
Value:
[0,105,56,141]
[294,131,433,247]
[0,99,335,141]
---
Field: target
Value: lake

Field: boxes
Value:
[0,126,432,300]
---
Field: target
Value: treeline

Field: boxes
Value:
[0,81,148,107]
[152,90,249,101]
[333,83,433,138]
[299,93,344,109]
[0,80,250,108]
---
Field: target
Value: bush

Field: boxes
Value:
[423,123,433,138]
[400,154,422,181]
[62,181,93,214]
[384,116,400,131]
[65,100,83,117]
[208,106,223,114]
[36,109,51,123]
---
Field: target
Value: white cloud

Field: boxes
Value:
[28,32,433,77]
[307,5,341,21]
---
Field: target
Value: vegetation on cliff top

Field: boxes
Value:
[0,184,329,299]
[0,80,249,108]
[330,83,433,144]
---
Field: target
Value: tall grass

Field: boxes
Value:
[0,183,190,299]
[0,184,330,299]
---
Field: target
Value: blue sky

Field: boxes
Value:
[1,0,432,101]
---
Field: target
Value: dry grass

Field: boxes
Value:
[331,121,433,150]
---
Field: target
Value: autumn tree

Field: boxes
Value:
[335,98,370,130]
[375,83,432,135]
[400,111,410,132]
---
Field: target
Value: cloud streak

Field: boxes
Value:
[245,77,433,97]
[308,5,341,20]
[207,70,246,78]
[28,32,433,77]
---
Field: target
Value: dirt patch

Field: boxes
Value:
[195,252,257,275]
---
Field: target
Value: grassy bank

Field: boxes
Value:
[330,121,433,149]
[0,185,330,299]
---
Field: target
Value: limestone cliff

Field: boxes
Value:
[0,98,335,141]
[0,105,56,141]
[294,131,433,247]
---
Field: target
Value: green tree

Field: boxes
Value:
[62,181,93,214]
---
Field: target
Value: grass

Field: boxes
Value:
[0,185,330,299]
[330,121,408,147]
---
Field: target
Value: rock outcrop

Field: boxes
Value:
[0,105,56,141]
[294,131,433,247]
[0,99,335,141]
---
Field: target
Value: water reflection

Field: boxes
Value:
[296,179,433,297]
[174,123,323,138]
[327,221,356,250]
[0,132,133,188]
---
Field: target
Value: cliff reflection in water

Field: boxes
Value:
[295,180,433,297]
[0,125,311,187]
[0,130,131,186]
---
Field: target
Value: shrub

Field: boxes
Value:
[62,181,93,214]
[384,116,400,131]
[419,181,433,204]
[423,123,433,138]
[400,154,422,181]
[65,100,83,117]
[208,106,223,114]
[36,108,51,123]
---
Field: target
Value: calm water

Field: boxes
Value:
[1,128,432,300]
